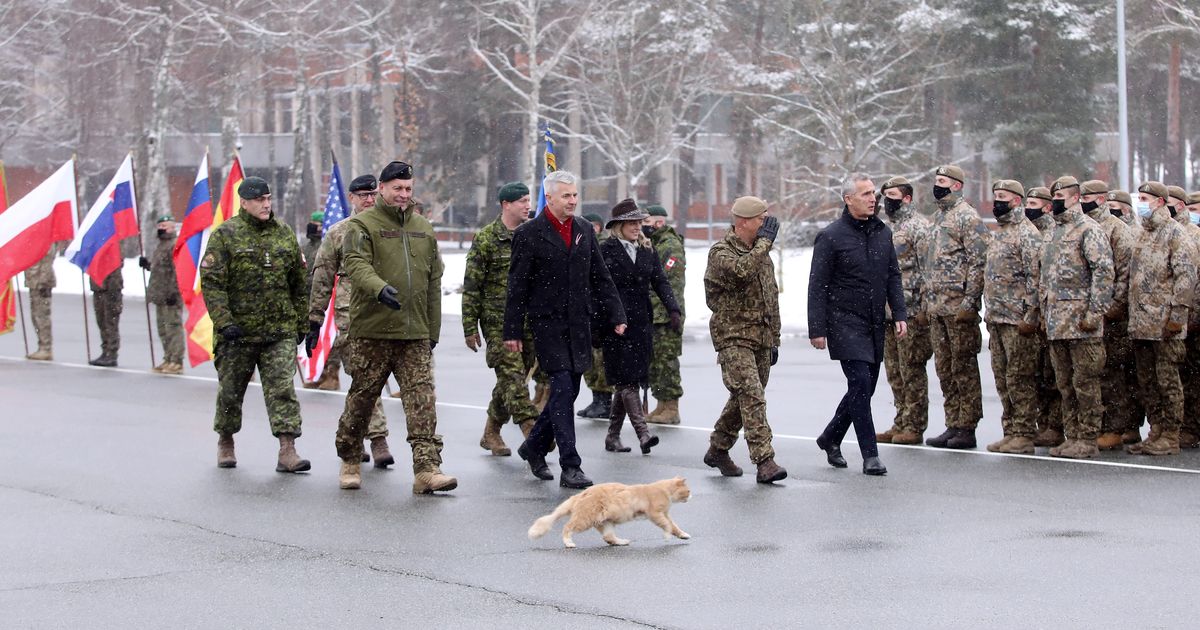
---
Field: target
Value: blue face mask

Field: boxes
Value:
[1191,212,1199,226]
[1136,201,1153,219]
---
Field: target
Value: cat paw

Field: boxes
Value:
[677,532,691,540]
[613,538,630,546]
[563,540,577,549]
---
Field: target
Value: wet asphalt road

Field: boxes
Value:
[2,294,1199,629]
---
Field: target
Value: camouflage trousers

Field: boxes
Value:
[92,287,122,356]
[485,333,539,425]
[1100,321,1136,434]
[1048,339,1105,441]
[649,324,683,401]
[883,320,932,434]
[1035,333,1063,434]
[28,287,52,350]
[1179,333,1200,436]
[1133,339,1185,432]
[336,338,441,474]
[987,323,1039,438]
[930,315,983,429]
[213,338,302,437]
[330,329,388,439]
[583,347,612,394]
[710,345,775,464]
[155,303,184,365]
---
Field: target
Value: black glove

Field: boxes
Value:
[378,285,402,310]
[304,322,321,357]
[669,311,682,333]
[138,256,151,270]
[164,295,178,307]
[757,216,780,244]
[770,347,779,366]
[429,339,438,351]
[219,325,244,342]
[296,331,306,345]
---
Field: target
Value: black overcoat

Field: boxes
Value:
[504,212,626,373]
[807,208,906,363]
[595,238,680,386]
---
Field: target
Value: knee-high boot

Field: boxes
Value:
[605,387,631,452]
[623,386,659,454]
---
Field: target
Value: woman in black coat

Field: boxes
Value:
[595,199,682,454]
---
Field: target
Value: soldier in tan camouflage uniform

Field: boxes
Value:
[462,182,540,456]
[305,174,394,468]
[1106,189,1146,443]
[876,177,933,445]
[1041,176,1114,459]
[1078,181,1136,451]
[982,180,1042,454]
[1025,187,1065,447]
[1126,182,1195,456]
[24,245,61,361]
[1165,185,1200,449]
[139,214,184,374]
[923,165,989,450]
[703,196,786,484]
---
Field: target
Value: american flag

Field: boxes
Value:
[322,157,350,231]
[297,154,349,382]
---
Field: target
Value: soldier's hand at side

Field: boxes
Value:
[895,320,908,339]
[466,333,480,352]
[614,324,627,336]
[378,285,402,310]
[138,256,151,271]
[757,216,780,244]
[304,322,321,357]
[668,311,682,333]
[429,339,438,351]
[770,347,779,366]
[1078,315,1100,333]
[504,339,523,353]
[219,325,244,342]
[810,336,827,350]
[1164,320,1184,338]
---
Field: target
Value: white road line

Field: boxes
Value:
[4,355,1199,475]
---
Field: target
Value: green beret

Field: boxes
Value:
[1168,185,1188,203]
[583,213,604,226]
[1027,186,1052,202]
[934,165,966,184]
[1139,181,1169,202]
[311,211,324,222]
[992,179,1024,198]
[497,182,530,204]
[1080,180,1109,196]
[238,176,270,200]
[155,213,174,224]
[647,205,668,217]
[1050,176,1080,194]
[1107,190,1133,206]
[881,176,911,191]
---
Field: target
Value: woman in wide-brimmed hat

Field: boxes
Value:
[593,199,682,454]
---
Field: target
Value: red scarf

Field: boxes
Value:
[545,210,573,249]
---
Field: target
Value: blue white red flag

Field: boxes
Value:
[65,154,137,283]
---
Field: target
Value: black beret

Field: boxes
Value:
[238,176,270,200]
[497,182,530,203]
[348,174,377,193]
[379,161,413,183]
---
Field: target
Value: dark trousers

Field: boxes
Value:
[820,360,882,459]
[526,370,583,468]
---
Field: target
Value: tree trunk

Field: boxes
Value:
[284,69,312,229]
[1166,41,1184,184]
[143,17,175,250]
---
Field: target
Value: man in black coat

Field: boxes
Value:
[504,170,627,488]
[808,173,907,475]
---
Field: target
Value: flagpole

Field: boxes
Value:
[128,152,158,369]
[0,160,27,356]
[72,156,94,364]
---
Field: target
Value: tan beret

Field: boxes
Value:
[731,196,768,218]
[1168,185,1188,203]
[1080,179,1109,195]
[1139,181,1169,202]
[1189,192,1200,206]
[934,165,965,184]
[992,179,1025,198]
[1107,190,1133,206]
[881,176,911,192]
[1051,176,1080,194]
[1027,186,1052,202]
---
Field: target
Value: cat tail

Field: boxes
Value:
[528,496,576,540]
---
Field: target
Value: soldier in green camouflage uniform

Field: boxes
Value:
[201,177,310,473]
[1079,181,1136,450]
[702,196,786,484]
[24,245,60,361]
[463,182,540,456]
[88,266,124,367]
[644,205,686,425]
[302,211,323,295]
[1165,186,1200,449]
[1025,187,1065,446]
[1041,176,1114,459]
[876,177,933,445]
[140,214,184,374]
[981,180,1042,454]
[923,165,989,450]
[335,161,456,494]
[577,213,614,419]
[306,174,393,467]
[1127,182,1195,456]
[1106,189,1146,442]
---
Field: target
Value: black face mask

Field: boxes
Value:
[156,228,170,239]
[1110,207,1123,218]
[883,197,904,216]
[1081,200,1100,213]
[933,185,952,200]
[992,200,1012,217]
[1169,206,1178,218]
[1051,199,1068,215]
[307,223,322,239]
[641,225,656,239]
[1025,206,1045,221]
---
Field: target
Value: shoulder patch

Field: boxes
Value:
[666,256,678,270]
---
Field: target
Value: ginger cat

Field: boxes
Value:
[527,477,691,548]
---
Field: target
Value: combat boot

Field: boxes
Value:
[1138,429,1181,456]
[577,391,612,419]
[1127,425,1161,454]
[316,371,340,391]
[479,416,511,456]
[646,400,681,425]
[89,353,117,368]
[216,433,236,468]
[1050,438,1099,459]
[646,398,666,421]
[986,435,1013,452]
[26,347,53,361]
[160,362,183,375]
[755,458,787,484]
[339,460,361,489]
[876,427,897,443]
[531,383,550,413]
[275,434,311,473]
[413,467,458,494]
[891,430,922,445]
[370,436,394,468]
[703,446,744,477]
[946,429,977,449]
[925,428,956,448]
[1179,430,1200,449]
[1033,427,1065,448]
[996,436,1035,454]
[1096,432,1124,451]
[519,419,536,439]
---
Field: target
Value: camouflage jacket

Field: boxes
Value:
[1039,204,1114,340]
[342,197,442,341]
[1031,212,1056,239]
[984,208,1041,326]
[885,204,930,320]
[24,245,60,289]
[1086,206,1134,319]
[704,230,780,351]
[301,237,322,290]
[146,236,180,305]
[649,225,686,324]
[462,216,524,339]
[200,211,308,343]
[90,267,124,293]
[1171,213,1200,324]
[1128,205,1196,340]
[923,195,989,317]
[308,218,354,331]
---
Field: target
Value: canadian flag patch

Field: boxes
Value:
[665,257,678,270]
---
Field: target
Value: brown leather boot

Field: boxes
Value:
[1096,432,1124,451]
[622,387,659,454]
[370,436,394,468]
[996,436,1035,454]
[646,399,680,425]
[413,467,458,494]
[876,427,896,443]
[646,398,666,421]
[605,417,631,452]
[1138,429,1181,456]
[1049,438,1098,459]
[1127,425,1161,454]
[1033,427,1065,447]
[216,433,236,468]
[276,434,311,473]
[891,430,922,445]
[755,458,787,484]
[986,435,1013,452]
[479,416,511,456]
[316,369,340,391]
[339,460,361,489]
[703,446,743,477]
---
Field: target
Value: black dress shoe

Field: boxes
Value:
[816,435,848,468]
[517,442,554,481]
[863,456,887,476]
[559,466,594,489]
